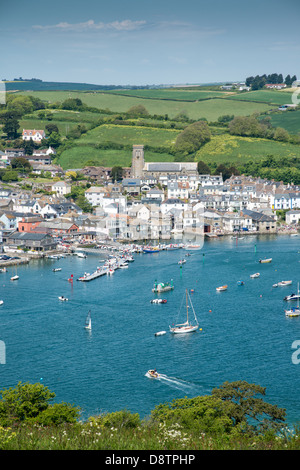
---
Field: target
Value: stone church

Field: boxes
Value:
[130,145,198,179]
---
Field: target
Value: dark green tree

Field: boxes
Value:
[197,160,211,174]
[0,110,20,139]
[111,166,123,181]
[211,380,286,434]
[174,120,211,154]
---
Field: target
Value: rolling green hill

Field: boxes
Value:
[10,86,300,171]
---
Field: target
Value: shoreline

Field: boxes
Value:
[0,226,297,268]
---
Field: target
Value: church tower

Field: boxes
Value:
[131,145,144,178]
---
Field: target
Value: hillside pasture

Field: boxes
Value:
[229,90,294,106]
[195,134,300,164]
[57,145,175,169]
[266,109,300,135]
[77,124,181,147]
[102,88,230,101]
[17,91,274,121]
[19,118,83,137]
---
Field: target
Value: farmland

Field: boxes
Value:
[58,145,175,170]
[9,86,300,171]
[265,109,300,135]
[77,124,180,147]
[228,90,294,106]
[195,134,300,164]
[17,90,274,121]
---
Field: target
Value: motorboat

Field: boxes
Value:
[284,293,300,301]
[52,268,62,272]
[58,296,68,301]
[146,369,160,378]
[184,244,201,250]
[259,258,272,263]
[216,285,228,291]
[150,299,167,304]
[152,280,174,293]
[10,275,19,281]
[278,280,292,286]
[237,280,245,285]
[0,268,7,273]
[0,300,3,305]
[178,259,186,265]
[250,273,260,278]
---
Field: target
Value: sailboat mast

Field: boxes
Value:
[186,289,189,323]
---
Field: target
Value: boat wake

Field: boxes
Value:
[156,374,199,393]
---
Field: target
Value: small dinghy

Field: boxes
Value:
[154,331,166,336]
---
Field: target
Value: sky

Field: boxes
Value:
[1,0,300,86]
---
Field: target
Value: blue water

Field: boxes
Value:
[0,234,300,425]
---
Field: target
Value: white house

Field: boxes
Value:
[33,147,56,156]
[12,199,42,215]
[51,181,71,196]
[160,198,189,215]
[286,210,300,225]
[22,129,46,142]
[167,182,190,200]
[85,186,106,207]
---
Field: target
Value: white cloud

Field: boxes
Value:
[33,19,146,32]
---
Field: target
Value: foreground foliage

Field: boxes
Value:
[0,381,299,450]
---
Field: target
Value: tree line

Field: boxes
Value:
[245,73,297,90]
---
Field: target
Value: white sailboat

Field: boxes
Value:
[84,310,92,330]
[169,289,199,334]
[285,283,300,317]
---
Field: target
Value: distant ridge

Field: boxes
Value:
[4,79,235,92]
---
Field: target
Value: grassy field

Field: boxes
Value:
[195,134,300,163]
[266,109,300,134]
[102,88,230,101]
[58,145,175,169]
[18,90,274,121]
[19,118,85,137]
[229,90,294,105]
[77,124,180,147]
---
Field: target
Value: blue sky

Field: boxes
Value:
[1,0,300,85]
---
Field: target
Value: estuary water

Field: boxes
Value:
[0,234,300,425]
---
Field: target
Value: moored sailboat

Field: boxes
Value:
[285,283,300,317]
[169,289,199,334]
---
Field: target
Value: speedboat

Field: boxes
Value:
[150,299,167,304]
[250,273,260,278]
[146,369,160,378]
[216,285,228,291]
[278,280,292,286]
[284,293,300,301]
